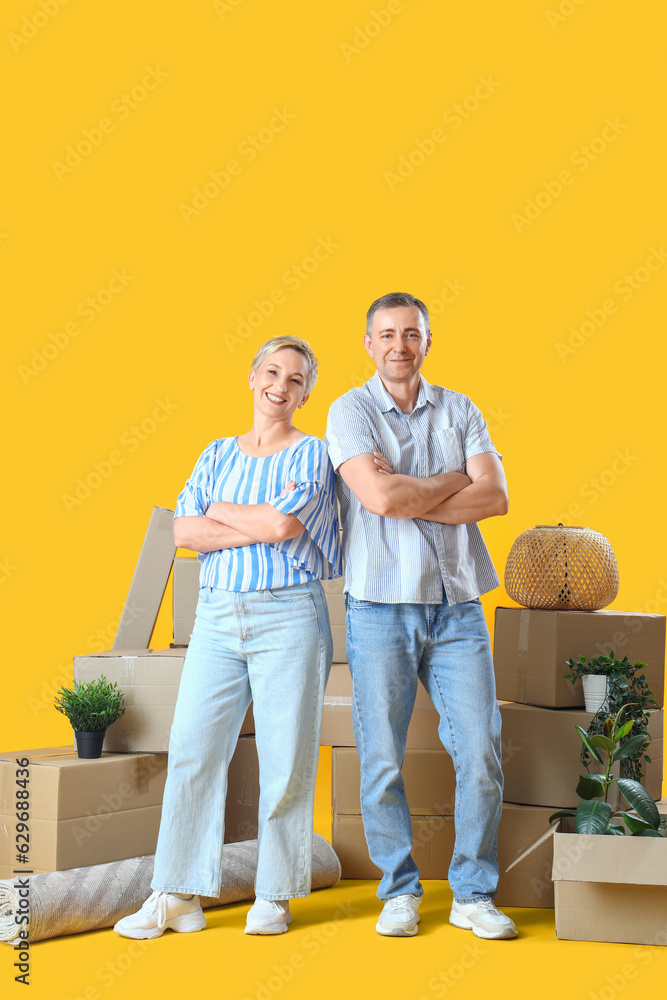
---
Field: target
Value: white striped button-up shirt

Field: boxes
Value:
[325,373,501,605]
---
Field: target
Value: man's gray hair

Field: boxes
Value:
[366,293,430,337]
[250,336,319,395]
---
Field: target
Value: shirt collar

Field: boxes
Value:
[367,371,435,414]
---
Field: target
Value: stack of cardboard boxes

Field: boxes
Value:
[493,604,666,933]
[0,508,260,885]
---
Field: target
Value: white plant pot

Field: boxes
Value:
[582,674,609,714]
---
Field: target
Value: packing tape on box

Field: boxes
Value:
[515,610,532,702]
[0,833,341,943]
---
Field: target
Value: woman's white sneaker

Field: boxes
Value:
[113,891,206,939]
[244,899,292,934]
[450,899,517,939]
[376,894,421,936]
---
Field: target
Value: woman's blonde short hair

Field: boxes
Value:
[251,336,319,395]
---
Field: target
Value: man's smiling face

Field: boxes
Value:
[364,305,431,386]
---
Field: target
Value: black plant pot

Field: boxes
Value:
[74,730,107,759]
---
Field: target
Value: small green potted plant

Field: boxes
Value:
[54,675,126,758]
[549,708,665,836]
[564,653,657,782]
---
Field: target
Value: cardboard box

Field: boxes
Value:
[73,648,254,752]
[332,813,455,879]
[500,703,663,809]
[321,664,442,750]
[173,555,200,645]
[113,507,177,649]
[332,746,455,815]
[0,747,167,872]
[552,823,667,945]
[494,607,666,709]
[225,736,259,843]
[496,803,555,908]
[321,576,347,663]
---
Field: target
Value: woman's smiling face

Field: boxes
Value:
[248,347,310,419]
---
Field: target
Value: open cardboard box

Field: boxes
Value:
[508,818,667,945]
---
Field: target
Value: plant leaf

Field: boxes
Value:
[616,779,660,828]
[634,829,664,838]
[549,809,576,824]
[574,800,612,835]
[575,773,607,800]
[618,812,656,834]
[614,720,634,741]
[612,732,648,762]
[575,726,603,763]
[589,734,616,753]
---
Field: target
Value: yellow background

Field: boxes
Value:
[2,0,666,996]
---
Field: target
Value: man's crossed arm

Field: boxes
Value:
[338,452,507,525]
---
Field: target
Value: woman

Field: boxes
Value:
[114,335,341,938]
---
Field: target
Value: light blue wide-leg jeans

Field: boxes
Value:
[152,580,332,899]
[345,594,503,903]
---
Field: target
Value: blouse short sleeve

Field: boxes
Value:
[174,441,216,517]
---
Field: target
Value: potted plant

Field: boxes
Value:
[54,674,126,758]
[564,653,657,782]
[549,709,665,836]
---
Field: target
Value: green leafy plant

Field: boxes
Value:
[549,710,665,837]
[54,675,126,732]
[565,653,657,781]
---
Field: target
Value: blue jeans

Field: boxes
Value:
[152,580,332,900]
[345,594,503,902]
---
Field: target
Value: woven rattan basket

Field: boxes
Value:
[504,524,619,611]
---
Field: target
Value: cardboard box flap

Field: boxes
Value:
[505,823,557,873]
[0,747,76,762]
[113,506,176,650]
[552,828,667,886]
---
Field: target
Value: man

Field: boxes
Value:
[325,292,516,939]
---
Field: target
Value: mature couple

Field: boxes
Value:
[114,292,516,942]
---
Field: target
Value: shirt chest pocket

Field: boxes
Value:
[433,427,465,474]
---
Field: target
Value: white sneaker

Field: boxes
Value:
[376,894,421,937]
[113,891,206,939]
[244,899,292,935]
[450,898,517,939]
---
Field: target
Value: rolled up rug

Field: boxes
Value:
[0,833,341,944]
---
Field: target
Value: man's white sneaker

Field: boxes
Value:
[113,891,206,939]
[376,894,421,937]
[244,899,292,935]
[450,899,517,939]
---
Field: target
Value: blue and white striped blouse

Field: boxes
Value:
[175,435,342,591]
